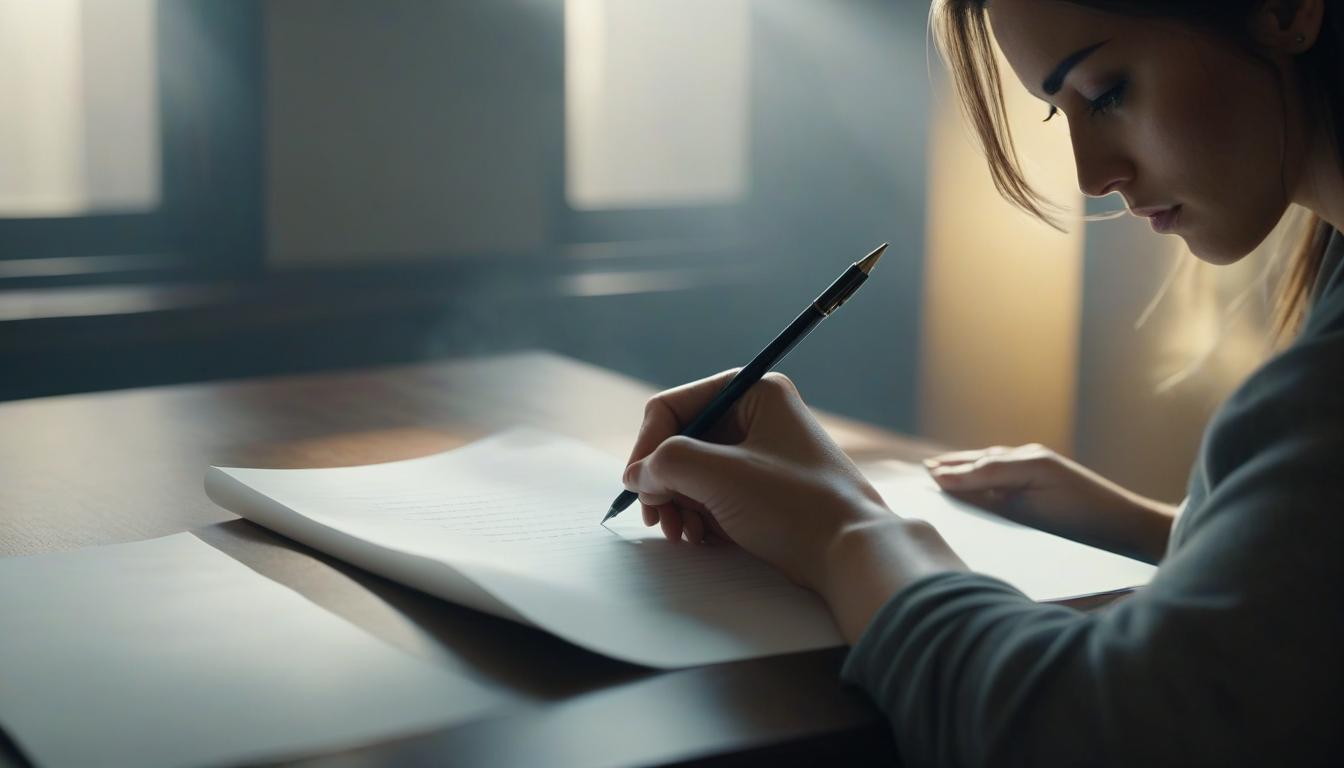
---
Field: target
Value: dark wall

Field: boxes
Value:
[515,0,933,431]
[8,0,932,437]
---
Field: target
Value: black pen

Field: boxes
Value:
[601,243,887,524]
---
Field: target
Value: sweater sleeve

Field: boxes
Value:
[841,327,1344,766]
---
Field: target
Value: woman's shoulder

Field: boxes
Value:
[1211,228,1344,437]
[1197,283,1344,499]
[1172,240,1344,549]
[1304,226,1344,329]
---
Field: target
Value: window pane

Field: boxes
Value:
[0,0,159,217]
[564,0,749,210]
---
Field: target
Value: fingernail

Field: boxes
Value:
[622,462,640,491]
[930,466,957,483]
[923,458,941,468]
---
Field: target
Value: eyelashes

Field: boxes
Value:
[1042,79,1128,122]
[1086,80,1128,117]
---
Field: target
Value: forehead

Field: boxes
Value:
[987,0,1139,97]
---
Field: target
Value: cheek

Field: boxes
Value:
[1139,62,1289,262]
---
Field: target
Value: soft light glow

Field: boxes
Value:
[918,48,1085,453]
[1147,219,1283,393]
[0,0,159,217]
[564,0,749,210]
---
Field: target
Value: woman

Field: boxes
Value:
[620,0,1342,764]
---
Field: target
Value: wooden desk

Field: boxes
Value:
[0,351,943,767]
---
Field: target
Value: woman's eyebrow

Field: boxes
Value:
[1043,39,1110,95]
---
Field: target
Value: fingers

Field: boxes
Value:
[642,494,732,546]
[641,501,688,543]
[732,373,811,441]
[928,448,1054,493]
[625,435,751,546]
[924,445,1011,467]
[645,505,729,545]
[659,505,685,543]
[638,490,674,508]
[625,435,739,506]
[682,508,706,544]
[626,369,743,466]
[926,443,1048,466]
[620,372,808,547]
[625,370,805,471]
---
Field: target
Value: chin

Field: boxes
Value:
[1185,242,1246,265]
[1180,228,1261,266]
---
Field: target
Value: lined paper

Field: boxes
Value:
[208,429,1154,669]
[208,430,842,668]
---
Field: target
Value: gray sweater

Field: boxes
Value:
[842,232,1344,766]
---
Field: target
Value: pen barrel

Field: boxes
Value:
[813,264,868,316]
[608,305,824,516]
[608,253,876,519]
[680,304,826,438]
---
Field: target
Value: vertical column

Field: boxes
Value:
[918,52,1084,454]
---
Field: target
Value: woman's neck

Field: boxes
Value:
[1294,111,1344,231]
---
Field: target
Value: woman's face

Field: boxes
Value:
[987,0,1308,264]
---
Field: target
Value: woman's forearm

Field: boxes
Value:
[1118,493,1178,563]
[1064,468,1178,564]
[821,517,969,644]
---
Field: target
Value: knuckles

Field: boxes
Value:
[967,444,1058,477]
[642,396,667,421]
[1019,443,1058,465]
[758,372,800,400]
[1021,442,1056,461]
[653,435,697,465]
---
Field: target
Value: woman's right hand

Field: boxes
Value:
[925,444,1177,564]
[621,370,970,642]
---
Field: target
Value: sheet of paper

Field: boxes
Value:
[210,430,1155,671]
[0,533,502,768]
[862,460,1156,600]
[209,430,843,669]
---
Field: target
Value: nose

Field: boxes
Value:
[1070,127,1133,198]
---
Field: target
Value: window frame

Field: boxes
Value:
[0,0,264,286]
[549,0,753,256]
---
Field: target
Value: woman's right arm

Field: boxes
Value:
[924,444,1178,564]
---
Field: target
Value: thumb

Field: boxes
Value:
[624,436,741,508]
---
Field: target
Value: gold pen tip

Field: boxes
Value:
[857,243,887,275]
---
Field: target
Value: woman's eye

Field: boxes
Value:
[1086,80,1127,117]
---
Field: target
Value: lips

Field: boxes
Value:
[1149,205,1181,233]
[1131,204,1181,234]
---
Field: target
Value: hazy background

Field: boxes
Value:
[0,0,1280,500]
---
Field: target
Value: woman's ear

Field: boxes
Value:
[1250,0,1325,54]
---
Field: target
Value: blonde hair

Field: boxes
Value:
[929,0,1337,340]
